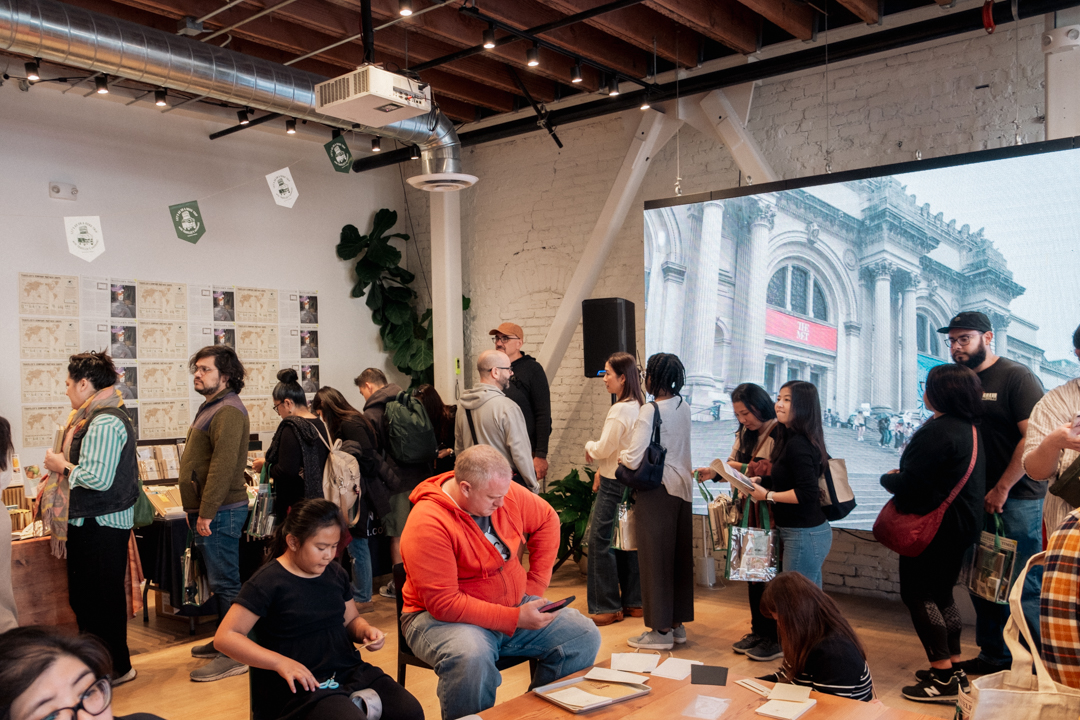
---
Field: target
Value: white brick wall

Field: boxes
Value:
[401,22,1047,598]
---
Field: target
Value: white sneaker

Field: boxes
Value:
[111,668,137,686]
[627,630,674,650]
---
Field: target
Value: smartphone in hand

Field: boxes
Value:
[539,596,575,613]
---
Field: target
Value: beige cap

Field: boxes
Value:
[489,322,524,341]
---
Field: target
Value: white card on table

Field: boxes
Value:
[651,658,703,680]
[610,653,661,673]
[768,683,812,702]
[585,667,649,684]
[546,687,610,708]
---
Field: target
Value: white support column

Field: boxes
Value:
[429,191,465,402]
[683,200,725,418]
[731,199,775,384]
[537,110,683,382]
[680,88,778,184]
[871,262,894,413]
[900,278,919,412]
[1044,11,1080,140]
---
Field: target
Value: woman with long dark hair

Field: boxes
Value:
[0,417,17,632]
[759,572,874,701]
[415,385,456,476]
[745,380,832,661]
[583,352,645,626]
[253,370,330,525]
[696,383,783,659]
[618,353,694,650]
[882,364,985,704]
[215,499,424,720]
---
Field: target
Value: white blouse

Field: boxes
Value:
[585,400,641,479]
[618,397,693,502]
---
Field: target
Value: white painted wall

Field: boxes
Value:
[0,82,406,467]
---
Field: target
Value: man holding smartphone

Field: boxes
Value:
[399,445,600,720]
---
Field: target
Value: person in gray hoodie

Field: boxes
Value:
[455,350,539,492]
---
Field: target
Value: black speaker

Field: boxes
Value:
[582,298,636,378]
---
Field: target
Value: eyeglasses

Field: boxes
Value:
[945,333,983,348]
[491,335,520,343]
[192,366,214,376]
[491,366,513,373]
[40,677,111,720]
[273,401,285,412]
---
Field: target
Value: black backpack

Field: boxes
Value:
[384,391,438,466]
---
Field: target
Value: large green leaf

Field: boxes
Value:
[462,295,471,311]
[393,338,420,367]
[350,278,367,299]
[383,300,413,325]
[384,321,414,349]
[385,285,415,303]
[411,340,434,371]
[386,265,416,284]
[337,224,367,260]
[368,209,399,242]
[365,281,384,311]
[366,241,402,268]
[354,258,383,285]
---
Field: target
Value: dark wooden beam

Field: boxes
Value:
[734,0,815,40]
[645,0,760,55]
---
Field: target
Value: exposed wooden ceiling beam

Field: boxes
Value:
[838,0,880,24]
[534,0,699,68]
[645,0,760,55]
[733,0,815,40]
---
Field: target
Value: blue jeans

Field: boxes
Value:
[778,521,832,587]
[348,535,372,603]
[191,504,246,613]
[404,597,601,720]
[586,476,641,614]
[971,498,1043,665]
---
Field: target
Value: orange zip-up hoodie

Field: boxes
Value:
[400,471,559,637]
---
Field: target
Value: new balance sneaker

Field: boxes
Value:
[914,667,970,693]
[902,673,960,704]
[190,655,248,682]
[190,641,217,659]
[627,630,674,650]
[672,626,687,644]
[953,657,1008,676]
[745,639,784,662]
[732,633,764,654]
[379,580,397,599]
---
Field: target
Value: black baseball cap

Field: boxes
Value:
[937,311,993,334]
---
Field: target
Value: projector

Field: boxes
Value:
[315,65,431,127]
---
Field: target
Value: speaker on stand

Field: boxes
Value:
[582,299,636,404]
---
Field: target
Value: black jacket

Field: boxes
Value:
[505,353,552,459]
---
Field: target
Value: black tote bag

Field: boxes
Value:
[615,400,666,492]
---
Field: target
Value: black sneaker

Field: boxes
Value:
[953,657,1008,677]
[914,668,970,693]
[732,633,764,655]
[745,639,784,662]
[902,673,959,704]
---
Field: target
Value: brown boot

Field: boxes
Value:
[591,611,624,627]
[623,607,644,618]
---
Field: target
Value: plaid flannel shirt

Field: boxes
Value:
[1041,508,1080,689]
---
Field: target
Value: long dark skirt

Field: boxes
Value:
[634,484,694,631]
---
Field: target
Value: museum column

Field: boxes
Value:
[659,262,688,355]
[734,199,775,385]
[683,201,724,418]
[871,262,894,413]
[993,314,1010,359]
[900,276,919,411]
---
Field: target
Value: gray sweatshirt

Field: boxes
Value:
[455,383,539,492]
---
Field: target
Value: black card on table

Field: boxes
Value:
[690,665,728,686]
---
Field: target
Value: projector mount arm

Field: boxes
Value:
[508,67,563,149]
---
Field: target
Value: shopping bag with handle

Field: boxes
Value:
[725,496,778,582]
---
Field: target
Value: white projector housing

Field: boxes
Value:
[315,65,431,127]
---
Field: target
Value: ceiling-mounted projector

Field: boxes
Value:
[315,65,431,127]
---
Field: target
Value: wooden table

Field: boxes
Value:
[480,663,938,720]
[11,536,77,630]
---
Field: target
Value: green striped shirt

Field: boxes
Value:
[68,414,134,530]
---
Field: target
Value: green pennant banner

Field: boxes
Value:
[324,137,353,174]
[169,201,206,243]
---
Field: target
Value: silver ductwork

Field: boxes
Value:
[0,0,463,175]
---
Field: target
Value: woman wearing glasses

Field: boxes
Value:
[0,626,164,720]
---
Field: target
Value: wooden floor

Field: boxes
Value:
[113,565,964,720]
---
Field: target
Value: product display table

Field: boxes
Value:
[11,536,77,630]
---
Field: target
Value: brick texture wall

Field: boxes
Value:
[402,21,1046,600]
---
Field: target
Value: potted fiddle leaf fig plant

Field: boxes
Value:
[540,467,596,573]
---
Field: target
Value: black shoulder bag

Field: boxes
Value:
[615,401,666,492]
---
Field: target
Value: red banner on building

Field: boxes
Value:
[766,309,838,351]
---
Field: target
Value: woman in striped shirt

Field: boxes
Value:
[43,352,140,686]
[758,572,874,702]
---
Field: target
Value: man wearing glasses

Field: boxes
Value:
[490,322,552,483]
[456,349,539,492]
[938,311,1046,677]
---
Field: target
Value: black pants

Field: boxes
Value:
[298,676,424,720]
[747,581,778,641]
[635,485,694,632]
[899,549,966,663]
[67,520,132,676]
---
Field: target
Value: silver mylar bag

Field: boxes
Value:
[612,501,637,551]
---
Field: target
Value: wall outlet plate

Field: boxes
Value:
[49,182,78,201]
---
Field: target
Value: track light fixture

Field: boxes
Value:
[598,76,608,95]
[410,145,421,160]
[155,88,167,106]
[371,137,382,152]
[639,97,650,111]
[482,26,496,49]
[570,62,582,84]
[286,118,297,134]
[608,77,620,97]
[399,0,412,16]
[526,44,540,68]
[95,75,109,94]
[25,60,40,82]
[237,109,250,125]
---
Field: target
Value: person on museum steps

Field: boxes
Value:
[696,382,784,662]
[491,322,552,483]
[41,352,138,687]
[745,381,833,633]
[214,499,424,720]
[758,572,875,702]
[0,627,166,720]
[937,311,1047,677]
[0,417,18,634]
[178,345,251,683]
[880,364,986,704]
[618,353,695,652]
[251,369,330,526]
[583,352,644,627]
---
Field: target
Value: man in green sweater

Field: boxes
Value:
[179,345,251,683]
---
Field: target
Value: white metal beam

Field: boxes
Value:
[680,87,778,185]
[1043,14,1080,140]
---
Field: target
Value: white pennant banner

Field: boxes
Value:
[64,216,106,262]
[266,167,299,208]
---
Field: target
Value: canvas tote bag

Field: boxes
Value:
[959,552,1080,719]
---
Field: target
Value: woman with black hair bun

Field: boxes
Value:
[252,369,330,524]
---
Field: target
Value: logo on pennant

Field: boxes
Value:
[64,216,106,262]
[324,137,353,174]
[169,201,206,243]
[265,167,299,208]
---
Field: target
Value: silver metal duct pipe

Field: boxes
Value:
[0,0,462,174]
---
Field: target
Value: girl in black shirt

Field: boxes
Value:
[215,499,423,720]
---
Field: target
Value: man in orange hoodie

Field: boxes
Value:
[400,445,601,720]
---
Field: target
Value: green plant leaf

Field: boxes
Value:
[337,224,367,260]
[383,300,413,325]
[385,321,414,349]
[350,278,367,299]
[385,285,415,303]
[355,258,383,284]
[462,295,471,311]
[365,281,384,311]
[411,340,434,371]
[366,241,402,268]
[393,338,420,367]
[386,265,416,285]
[368,209,399,241]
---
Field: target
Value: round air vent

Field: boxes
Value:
[406,172,479,192]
